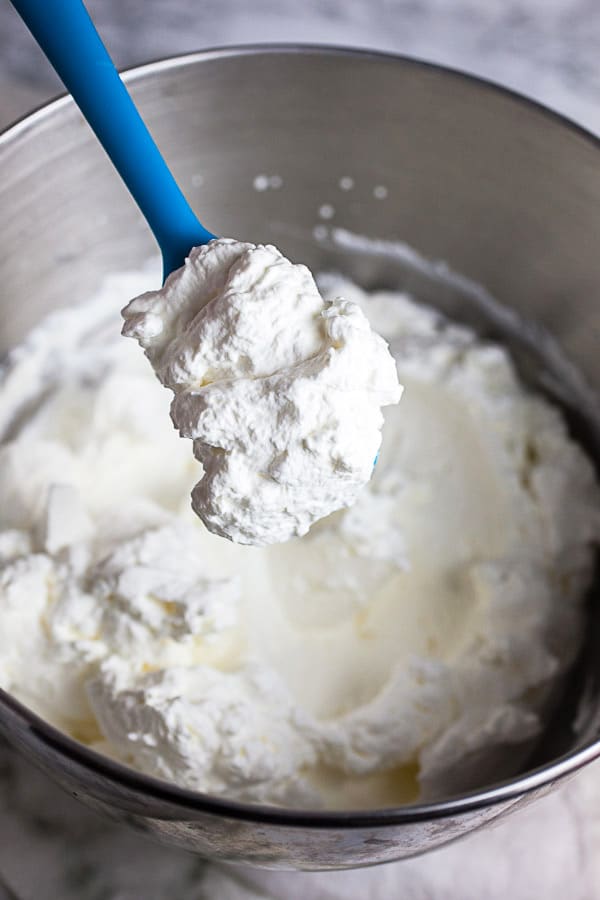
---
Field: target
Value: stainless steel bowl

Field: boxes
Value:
[0,46,599,871]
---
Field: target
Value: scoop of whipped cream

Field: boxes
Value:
[121,239,402,545]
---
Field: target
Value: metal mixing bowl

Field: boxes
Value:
[0,46,599,871]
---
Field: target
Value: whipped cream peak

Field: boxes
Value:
[122,239,402,545]
[88,659,318,805]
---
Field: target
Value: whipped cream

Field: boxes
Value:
[121,239,401,545]
[0,266,598,808]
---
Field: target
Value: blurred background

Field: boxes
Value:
[1,1,600,898]
[1,0,600,132]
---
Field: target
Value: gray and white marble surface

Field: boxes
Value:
[1,1,600,898]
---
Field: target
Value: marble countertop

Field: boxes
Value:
[1,0,600,135]
[1,1,600,898]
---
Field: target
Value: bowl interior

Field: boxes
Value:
[1,46,600,807]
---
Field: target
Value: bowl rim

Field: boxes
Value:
[1,43,600,829]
